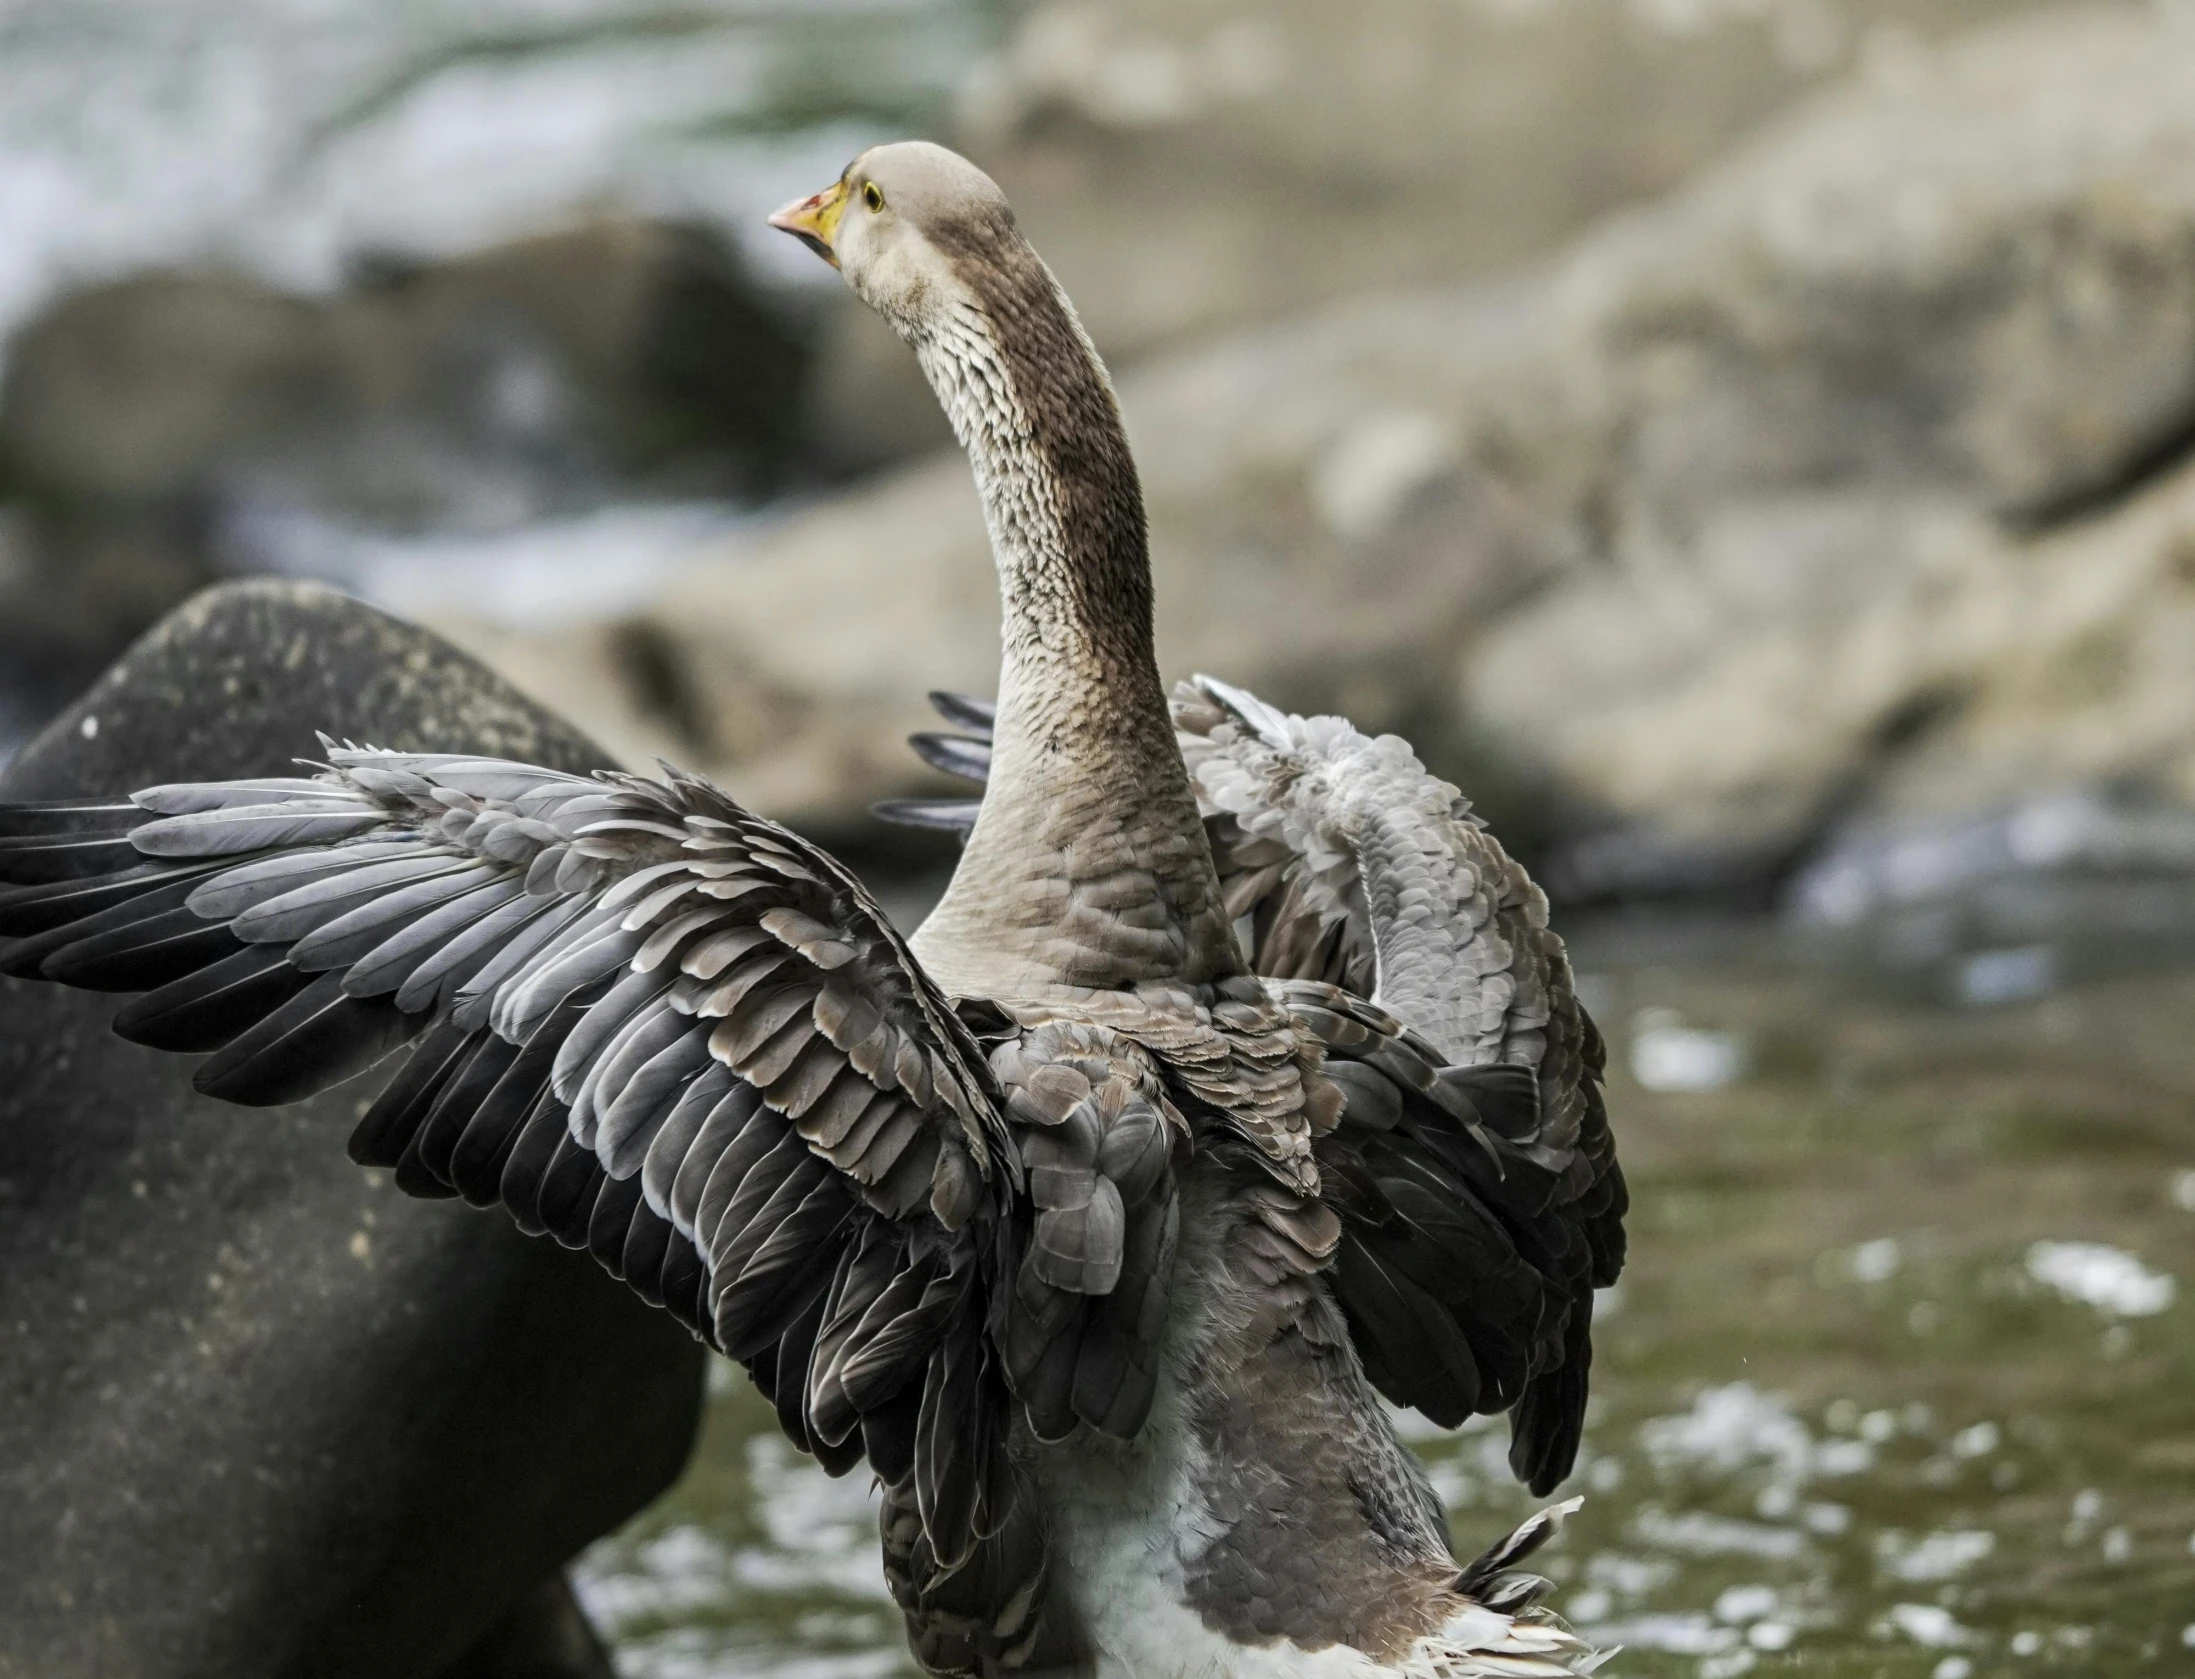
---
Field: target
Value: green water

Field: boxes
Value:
[577,926,2195,1676]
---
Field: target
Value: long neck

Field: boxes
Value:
[904,257,1239,1000]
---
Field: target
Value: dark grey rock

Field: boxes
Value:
[442,1576,617,1679]
[0,579,706,1679]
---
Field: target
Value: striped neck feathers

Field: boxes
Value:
[901,224,1239,999]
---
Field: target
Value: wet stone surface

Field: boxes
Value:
[0,580,706,1679]
[576,918,2195,1677]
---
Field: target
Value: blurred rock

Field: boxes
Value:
[1459,2,2195,891]
[803,0,2066,475]
[0,218,808,734]
[440,5,2195,903]
[0,579,705,1677]
[436,346,1556,844]
[1782,450,2195,972]
[946,0,2064,362]
[5,219,807,515]
[800,303,961,477]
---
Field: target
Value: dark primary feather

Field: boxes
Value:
[1288,981,1623,1494]
[0,747,1058,1647]
[0,827,156,884]
[872,797,982,835]
[116,942,322,1053]
[924,691,998,742]
[909,733,995,784]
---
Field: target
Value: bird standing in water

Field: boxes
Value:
[0,143,1622,1678]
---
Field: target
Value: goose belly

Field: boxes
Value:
[1017,1158,1468,1678]
[1039,1452,1582,1679]
[1078,1571,1380,1679]
[1022,1306,1467,1674]
[1032,1423,1386,1679]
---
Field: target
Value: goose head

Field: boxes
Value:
[769,140,1017,336]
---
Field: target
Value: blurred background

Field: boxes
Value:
[3,0,2194,1672]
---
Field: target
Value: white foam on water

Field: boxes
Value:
[1581,1612,1739,1655]
[1633,1509,1810,1561]
[1958,944,2056,1006]
[1629,1009,1747,1092]
[574,1521,737,1628]
[1848,1237,1901,1282]
[740,1433,892,1600]
[2025,1241,2176,1318]
[1877,1527,1995,1583]
[1639,1383,1815,1482]
[1878,1604,1973,1649]
[1711,1584,1780,1624]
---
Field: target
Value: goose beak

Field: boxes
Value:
[769,181,849,269]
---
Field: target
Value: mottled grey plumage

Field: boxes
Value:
[884,678,1625,1514]
[2,141,1622,1679]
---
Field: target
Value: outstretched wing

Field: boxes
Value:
[1170,676,1624,1494]
[880,683,1626,1493]
[0,751,1020,1597]
[1281,981,1621,1494]
[1173,674,1560,1066]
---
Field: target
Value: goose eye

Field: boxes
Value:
[862,181,886,213]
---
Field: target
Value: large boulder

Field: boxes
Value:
[0,580,706,1677]
[1777,452,2195,976]
[449,4,2195,893]
[951,0,2060,360]
[1456,0,2195,890]
[2,221,806,518]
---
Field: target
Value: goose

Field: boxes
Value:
[0,142,1624,1679]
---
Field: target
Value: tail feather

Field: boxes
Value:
[1456,1497,1582,1599]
